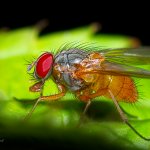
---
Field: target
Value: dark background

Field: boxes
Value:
[0,5,150,46]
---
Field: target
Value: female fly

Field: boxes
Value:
[26,44,150,140]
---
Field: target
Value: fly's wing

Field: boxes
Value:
[99,47,150,65]
[93,61,150,78]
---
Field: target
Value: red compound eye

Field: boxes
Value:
[35,52,53,79]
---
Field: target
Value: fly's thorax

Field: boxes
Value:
[53,49,89,91]
[54,49,88,65]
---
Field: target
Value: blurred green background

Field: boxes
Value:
[0,24,150,150]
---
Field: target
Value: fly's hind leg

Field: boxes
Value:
[24,83,66,121]
[108,89,150,141]
[120,105,138,119]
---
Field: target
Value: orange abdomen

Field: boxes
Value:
[105,76,138,103]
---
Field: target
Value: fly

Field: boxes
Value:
[26,44,150,141]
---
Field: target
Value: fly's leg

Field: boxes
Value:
[76,87,106,126]
[77,100,91,127]
[76,87,107,102]
[83,100,91,115]
[40,84,66,101]
[13,81,44,102]
[24,81,44,121]
[29,81,44,92]
[24,83,66,121]
[108,89,150,141]
[76,89,92,126]
[120,105,138,119]
[76,88,103,118]
[108,89,128,122]
[23,96,41,121]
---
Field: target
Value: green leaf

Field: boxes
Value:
[0,25,150,150]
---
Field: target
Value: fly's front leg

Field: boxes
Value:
[29,81,44,93]
[24,83,66,120]
[24,81,44,120]
[39,84,66,101]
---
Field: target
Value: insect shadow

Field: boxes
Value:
[15,97,131,122]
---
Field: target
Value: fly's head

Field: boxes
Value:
[27,52,54,92]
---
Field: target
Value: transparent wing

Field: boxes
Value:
[99,47,150,65]
[85,61,150,78]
